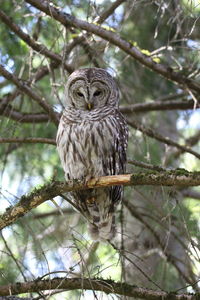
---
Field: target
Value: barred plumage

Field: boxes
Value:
[56,68,128,241]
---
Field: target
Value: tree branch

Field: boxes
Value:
[2,99,199,124]
[25,0,200,93]
[128,119,200,160]
[97,0,126,24]
[0,9,74,74]
[173,131,200,159]
[120,99,200,114]
[0,170,199,231]
[0,138,56,145]
[0,64,59,126]
[0,277,198,299]
[0,100,53,123]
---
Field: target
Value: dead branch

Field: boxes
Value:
[0,277,198,299]
[0,170,199,231]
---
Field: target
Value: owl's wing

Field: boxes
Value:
[107,110,128,205]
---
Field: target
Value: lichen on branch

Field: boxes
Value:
[0,169,199,231]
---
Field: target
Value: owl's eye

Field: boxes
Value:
[94,90,102,97]
[77,92,84,97]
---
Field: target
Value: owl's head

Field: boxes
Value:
[65,68,119,111]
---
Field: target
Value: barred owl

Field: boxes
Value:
[56,68,128,241]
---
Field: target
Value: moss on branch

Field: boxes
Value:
[0,169,200,231]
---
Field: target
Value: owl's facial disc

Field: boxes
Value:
[68,78,110,111]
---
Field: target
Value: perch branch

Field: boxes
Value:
[0,277,198,299]
[25,0,200,93]
[0,170,200,231]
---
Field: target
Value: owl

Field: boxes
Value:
[56,68,128,241]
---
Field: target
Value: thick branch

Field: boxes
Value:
[0,138,56,145]
[25,0,200,93]
[0,170,199,231]
[0,277,198,299]
[0,64,59,126]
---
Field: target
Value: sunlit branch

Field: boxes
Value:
[25,0,200,93]
[0,170,200,231]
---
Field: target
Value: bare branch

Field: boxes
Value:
[182,189,200,200]
[0,105,52,123]
[120,99,200,114]
[0,64,59,126]
[124,200,196,287]
[25,0,200,93]
[32,208,74,219]
[0,9,74,74]
[128,119,200,160]
[0,138,56,145]
[173,131,200,158]
[128,159,166,171]
[0,170,199,231]
[0,277,198,299]
[96,0,126,24]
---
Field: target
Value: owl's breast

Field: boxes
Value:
[57,115,116,180]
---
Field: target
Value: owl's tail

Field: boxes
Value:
[88,213,116,241]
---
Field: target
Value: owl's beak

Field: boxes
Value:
[87,103,92,110]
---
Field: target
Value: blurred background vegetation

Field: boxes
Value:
[0,0,200,299]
